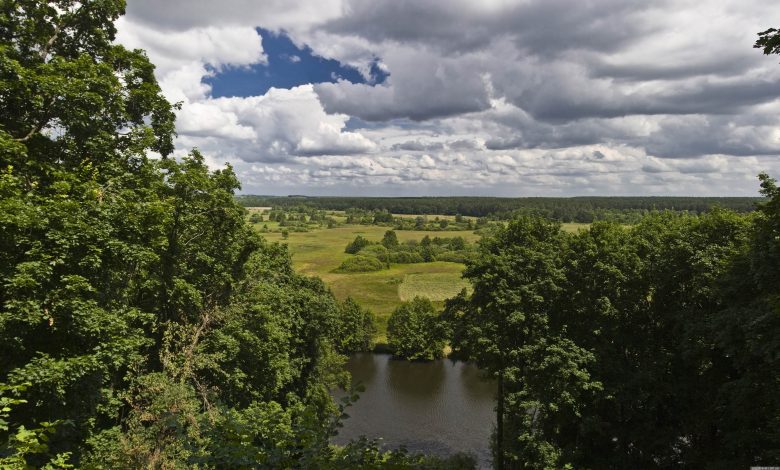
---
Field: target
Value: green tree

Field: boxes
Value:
[446,217,597,469]
[345,235,370,254]
[755,27,780,56]
[381,230,399,248]
[0,2,390,467]
[336,297,377,353]
[387,297,446,361]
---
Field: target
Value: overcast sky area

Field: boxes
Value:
[117,0,780,196]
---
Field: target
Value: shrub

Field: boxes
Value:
[387,251,424,264]
[381,230,399,248]
[435,250,474,263]
[335,255,385,272]
[359,244,389,262]
[345,235,371,254]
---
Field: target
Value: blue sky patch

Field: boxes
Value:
[204,28,388,98]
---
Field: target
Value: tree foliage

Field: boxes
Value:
[381,230,399,248]
[0,2,473,468]
[448,200,780,468]
[387,297,447,361]
[336,297,377,354]
[344,235,371,254]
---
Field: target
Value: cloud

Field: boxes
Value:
[179,85,377,161]
[118,0,780,196]
[314,44,492,121]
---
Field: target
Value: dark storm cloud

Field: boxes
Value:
[391,140,445,151]
[325,0,658,56]
[643,116,780,158]
[314,0,780,161]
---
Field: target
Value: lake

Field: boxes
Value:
[332,353,496,468]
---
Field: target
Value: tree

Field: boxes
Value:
[0,3,405,467]
[336,297,377,353]
[446,217,596,469]
[755,28,780,57]
[449,201,780,469]
[387,297,446,361]
[373,210,394,224]
[381,230,399,249]
[345,235,370,254]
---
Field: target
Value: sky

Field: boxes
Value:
[117,0,780,196]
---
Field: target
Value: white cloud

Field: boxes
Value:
[118,0,780,196]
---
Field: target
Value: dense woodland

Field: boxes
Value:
[446,188,780,469]
[2,2,780,469]
[0,2,469,468]
[236,195,764,223]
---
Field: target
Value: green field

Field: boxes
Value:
[251,211,589,338]
[255,222,479,338]
[398,273,470,301]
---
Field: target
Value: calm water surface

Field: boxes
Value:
[333,353,496,468]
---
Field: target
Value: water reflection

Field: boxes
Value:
[387,357,446,397]
[333,353,496,469]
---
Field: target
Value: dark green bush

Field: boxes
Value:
[335,255,385,272]
[345,235,371,254]
[387,251,425,264]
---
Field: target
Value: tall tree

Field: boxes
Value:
[447,217,598,469]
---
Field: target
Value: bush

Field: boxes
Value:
[335,255,385,272]
[387,297,447,360]
[435,250,474,263]
[345,235,371,254]
[387,251,424,264]
[381,230,399,248]
[359,244,389,262]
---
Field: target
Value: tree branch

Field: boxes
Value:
[39,24,61,62]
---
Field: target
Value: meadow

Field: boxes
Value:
[249,208,588,338]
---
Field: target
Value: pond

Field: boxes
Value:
[332,353,496,469]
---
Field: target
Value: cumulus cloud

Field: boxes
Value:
[118,0,780,196]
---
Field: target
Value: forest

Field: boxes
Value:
[1,2,779,469]
[236,195,763,223]
[0,2,469,468]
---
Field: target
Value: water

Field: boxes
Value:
[332,353,496,468]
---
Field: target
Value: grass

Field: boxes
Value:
[398,272,470,302]
[259,224,479,339]
[561,222,590,233]
[253,218,591,339]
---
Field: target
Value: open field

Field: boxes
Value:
[561,222,590,233]
[254,219,590,338]
[258,224,481,338]
[398,273,470,301]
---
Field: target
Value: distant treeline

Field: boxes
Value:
[236,195,765,222]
